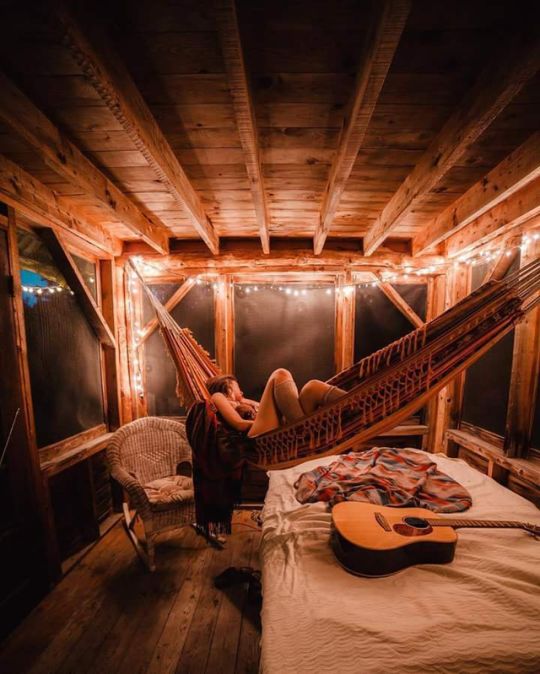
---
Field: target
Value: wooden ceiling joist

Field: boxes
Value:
[413,132,540,256]
[0,71,169,254]
[55,2,219,255]
[0,153,119,256]
[363,35,540,256]
[214,0,270,254]
[313,0,411,255]
[446,176,540,257]
[39,228,116,348]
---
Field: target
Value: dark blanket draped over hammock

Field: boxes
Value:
[186,400,255,534]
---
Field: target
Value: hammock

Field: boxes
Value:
[131,259,540,469]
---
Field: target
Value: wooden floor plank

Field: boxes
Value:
[0,514,262,674]
[173,539,236,673]
[234,533,261,674]
[205,531,257,674]
[146,544,214,674]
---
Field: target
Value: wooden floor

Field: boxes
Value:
[0,512,261,674]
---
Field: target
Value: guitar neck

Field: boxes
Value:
[428,519,528,530]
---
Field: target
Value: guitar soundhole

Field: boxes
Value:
[404,517,430,529]
[393,517,433,537]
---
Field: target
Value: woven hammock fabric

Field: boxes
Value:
[133,259,540,469]
[130,262,220,407]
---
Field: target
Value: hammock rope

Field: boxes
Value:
[131,259,540,469]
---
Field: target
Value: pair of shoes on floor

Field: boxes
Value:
[214,566,261,593]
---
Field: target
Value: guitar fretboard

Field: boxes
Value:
[427,519,530,530]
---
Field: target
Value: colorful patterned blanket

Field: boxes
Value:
[294,447,472,513]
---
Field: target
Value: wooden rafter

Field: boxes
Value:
[363,35,540,256]
[214,0,270,254]
[446,176,540,257]
[413,132,540,256]
[39,228,116,348]
[55,2,218,255]
[0,154,119,256]
[139,277,197,343]
[0,71,169,255]
[314,0,411,255]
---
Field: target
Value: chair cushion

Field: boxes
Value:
[143,475,194,512]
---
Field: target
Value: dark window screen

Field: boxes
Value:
[391,283,427,321]
[17,230,104,447]
[354,285,424,361]
[144,284,215,416]
[71,254,98,302]
[461,256,519,436]
[234,285,335,400]
[141,282,179,324]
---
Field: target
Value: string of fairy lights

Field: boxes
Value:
[125,229,538,399]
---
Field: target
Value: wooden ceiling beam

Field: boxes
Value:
[214,0,270,254]
[446,176,540,257]
[363,34,540,256]
[313,0,411,255]
[0,71,169,254]
[125,246,445,281]
[39,228,116,347]
[0,153,120,256]
[55,2,218,255]
[413,132,540,256]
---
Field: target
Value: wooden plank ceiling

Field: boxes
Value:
[0,0,538,257]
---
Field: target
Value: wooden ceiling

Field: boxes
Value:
[0,0,538,259]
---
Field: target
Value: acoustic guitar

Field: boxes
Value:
[331,501,540,577]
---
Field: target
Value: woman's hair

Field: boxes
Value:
[206,374,238,396]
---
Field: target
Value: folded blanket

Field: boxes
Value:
[294,447,472,512]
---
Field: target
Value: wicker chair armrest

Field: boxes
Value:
[110,465,151,516]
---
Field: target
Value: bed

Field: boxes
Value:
[259,450,540,674]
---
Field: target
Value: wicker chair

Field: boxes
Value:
[107,417,195,571]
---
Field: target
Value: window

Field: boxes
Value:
[18,229,105,447]
[234,284,335,400]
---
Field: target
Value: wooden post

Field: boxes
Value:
[448,264,471,430]
[424,274,451,452]
[504,238,540,458]
[214,275,234,373]
[99,259,121,430]
[115,261,136,424]
[5,207,61,581]
[334,273,355,373]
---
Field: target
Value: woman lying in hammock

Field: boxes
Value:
[207,369,346,438]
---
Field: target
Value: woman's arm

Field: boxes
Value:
[211,393,253,432]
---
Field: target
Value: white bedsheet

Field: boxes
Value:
[259,451,540,674]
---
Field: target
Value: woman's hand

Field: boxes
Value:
[211,392,254,432]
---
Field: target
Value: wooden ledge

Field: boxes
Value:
[446,428,540,485]
[41,433,113,477]
[380,424,428,437]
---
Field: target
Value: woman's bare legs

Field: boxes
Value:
[248,368,303,437]
[248,371,347,437]
[298,380,346,416]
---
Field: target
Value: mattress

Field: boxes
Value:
[259,450,540,674]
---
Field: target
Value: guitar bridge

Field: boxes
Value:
[375,511,391,531]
